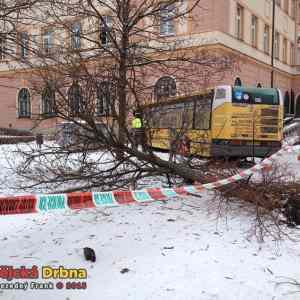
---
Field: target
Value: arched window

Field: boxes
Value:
[18,88,31,118]
[284,91,290,115]
[154,76,176,101]
[96,82,113,116]
[296,95,300,117]
[42,85,55,116]
[257,83,262,88]
[234,77,242,86]
[290,89,295,115]
[68,82,82,115]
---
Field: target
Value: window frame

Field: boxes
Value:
[42,29,54,54]
[263,24,270,54]
[284,91,290,115]
[159,2,176,36]
[19,32,29,59]
[274,31,280,59]
[282,37,288,63]
[0,34,6,60]
[18,88,31,118]
[41,85,56,116]
[100,16,113,46]
[276,0,281,8]
[236,4,244,40]
[96,81,114,116]
[70,22,81,50]
[283,0,289,14]
[291,0,296,19]
[68,82,83,116]
[154,76,177,101]
[290,42,295,65]
[251,15,258,48]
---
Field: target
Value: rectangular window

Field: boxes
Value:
[30,34,37,52]
[291,0,296,19]
[160,3,176,35]
[100,16,112,45]
[236,4,244,40]
[20,32,29,58]
[282,38,287,63]
[194,96,211,130]
[265,1,271,18]
[274,32,280,59]
[264,24,270,54]
[0,34,6,60]
[175,102,193,129]
[291,43,295,65]
[284,0,289,13]
[297,48,300,64]
[96,93,109,116]
[251,15,258,47]
[42,30,53,54]
[71,23,81,49]
[215,88,226,100]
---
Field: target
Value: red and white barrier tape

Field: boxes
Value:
[0,137,299,216]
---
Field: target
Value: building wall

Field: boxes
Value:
[0,0,300,130]
[0,72,57,131]
[190,0,230,34]
[227,0,296,67]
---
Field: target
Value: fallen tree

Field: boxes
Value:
[4,0,237,191]
[213,161,300,241]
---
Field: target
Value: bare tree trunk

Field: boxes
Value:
[1,0,237,192]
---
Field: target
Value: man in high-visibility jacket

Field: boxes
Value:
[132,115,142,130]
[131,112,145,149]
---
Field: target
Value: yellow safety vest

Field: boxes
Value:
[132,117,142,129]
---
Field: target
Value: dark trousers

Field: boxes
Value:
[133,129,146,150]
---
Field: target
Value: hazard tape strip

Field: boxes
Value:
[0,137,299,215]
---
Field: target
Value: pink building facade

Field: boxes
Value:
[0,0,300,131]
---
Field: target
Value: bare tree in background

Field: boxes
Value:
[0,0,40,52]
[4,0,237,193]
[0,0,39,30]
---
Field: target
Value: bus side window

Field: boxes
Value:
[160,106,168,128]
[176,103,184,128]
[215,88,226,99]
[160,105,176,128]
[180,102,193,130]
[194,98,211,130]
[169,106,177,128]
[146,108,153,128]
[150,109,159,128]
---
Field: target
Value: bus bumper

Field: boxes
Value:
[211,141,281,158]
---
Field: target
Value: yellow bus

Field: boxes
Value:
[144,85,283,158]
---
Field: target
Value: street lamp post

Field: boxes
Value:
[252,110,256,163]
[271,0,276,88]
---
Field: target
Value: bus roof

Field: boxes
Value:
[232,86,279,104]
[232,86,278,96]
[143,85,280,110]
[143,88,214,109]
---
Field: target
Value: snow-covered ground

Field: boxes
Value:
[0,144,300,299]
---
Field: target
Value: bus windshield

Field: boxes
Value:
[232,87,279,105]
